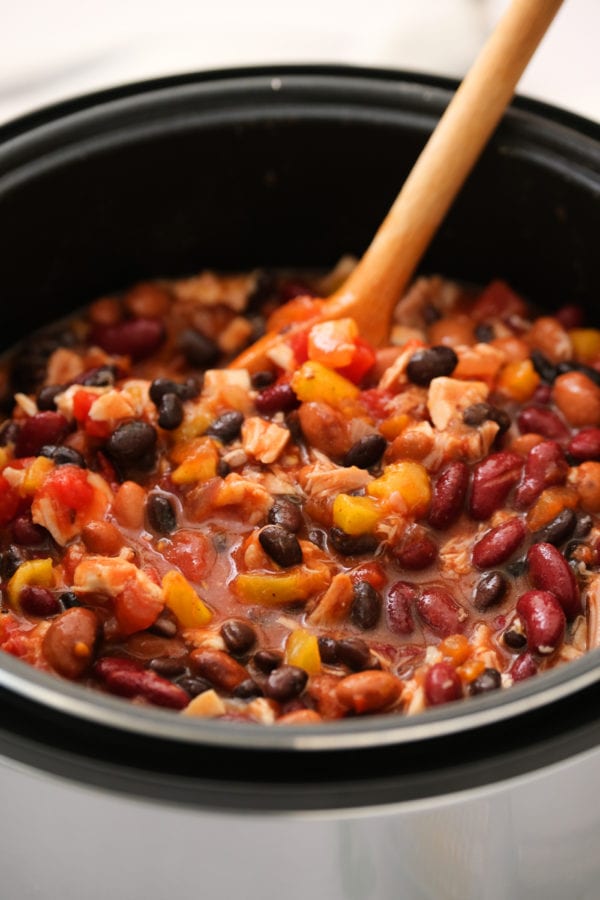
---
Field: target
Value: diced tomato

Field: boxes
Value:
[72,390,97,423]
[471,280,527,321]
[287,327,311,365]
[161,529,216,584]
[360,388,395,419]
[338,337,376,384]
[84,419,111,440]
[0,474,21,526]
[0,614,45,665]
[114,583,164,636]
[349,561,387,590]
[45,465,94,511]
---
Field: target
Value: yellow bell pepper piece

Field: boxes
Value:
[379,414,409,441]
[21,456,55,495]
[171,409,212,444]
[8,558,54,607]
[332,493,380,535]
[291,361,359,407]
[367,461,431,516]
[234,568,330,607]
[162,570,212,627]
[497,359,540,403]
[569,328,600,363]
[171,437,219,485]
[285,628,321,675]
[307,318,358,368]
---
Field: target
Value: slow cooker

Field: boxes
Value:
[1,66,599,900]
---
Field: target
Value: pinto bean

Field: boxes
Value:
[190,648,249,692]
[570,461,600,513]
[298,401,351,458]
[553,371,600,427]
[81,521,124,556]
[42,608,99,679]
[113,481,146,529]
[335,670,402,714]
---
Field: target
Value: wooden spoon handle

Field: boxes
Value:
[327,0,564,342]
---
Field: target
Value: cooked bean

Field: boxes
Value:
[516,590,566,654]
[517,406,569,441]
[571,461,600,513]
[469,452,523,520]
[91,318,165,361]
[473,571,508,610]
[157,393,184,430]
[81,521,124,556]
[351,581,382,630]
[253,649,283,673]
[264,665,308,702]
[530,350,558,383]
[343,434,386,469]
[329,527,378,557]
[149,611,178,638]
[462,402,492,426]
[510,652,538,681]
[317,637,339,665]
[568,428,600,461]
[59,591,81,609]
[503,626,527,650]
[79,364,118,387]
[150,376,198,405]
[298,402,350,458]
[191,648,248,692]
[207,410,244,443]
[220,620,256,656]
[255,382,299,415]
[37,384,63,411]
[40,444,86,468]
[178,328,220,368]
[336,637,371,671]
[113,480,147,529]
[148,658,187,677]
[407,345,458,386]
[95,657,188,709]
[417,588,465,637]
[147,493,177,534]
[251,370,276,389]
[574,514,593,538]
[268,497,303,533]
[336,670,401,714]
[15,412,70,458]
[532,508,577,546]
[42,608,99,679]
[1,546,23,579]
[232,678,263,699]
[12,515,47,546]
[393,527,437,570]
[176,675,212,697]
[424,662,462,706]
[475,323,494,343]
[428,461,469,530]
[386,581,417,635]
[20,586,61,618]
[470,668,502,695]
[472,518,526,570]
[107,420,157,467]
[527,542,581,619]
[553,371,600,427]
[258,525,303,567]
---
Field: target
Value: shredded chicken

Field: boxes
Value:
[427,377,489,430]
[307,572,354,625]
[241,416,290,464]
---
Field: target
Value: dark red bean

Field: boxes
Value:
[94,657,189,709]
[516,590,566,655]
[343,434,386,469]
[555,305,584,330]
[91,318,165,361]
[15,412,69,458]
[531,384,553,405]
[351,581,382,629]
[469,452,523,520]
[469,668,502,695]
[417,588,466,637]
[568,428,600,461]
[252,649,283,673]
[146,493,177,534]
[424,662,463,706]
[264,665,308,702]
[157,393,184,430]
[386,581,417,635]
[527,542,581,619]
[473,571,508,610]
[517,406,569,441]
[472,518,526,569]
[510,652,538,681]
[207,410,245,443]
[220,620,257,656]
[259,525,303,567]
[513,441,568,509]
[107,420,157,467]
[393,526,437,570]
[407,346,458,386]
[255,381,299,415]
[12,515,47,546]
[268,497,303,533]
[428,461,469,530]
[20,586,61,617]
[336,638,371,671]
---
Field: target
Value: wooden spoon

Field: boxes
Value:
[233,0,563,371]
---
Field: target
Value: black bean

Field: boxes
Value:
[59,590,81,609]
[407,346,458,386]
[469,668,502,695]
[475,323,495,343]
[107,420,157,467]
[20,586,61,618]
[217,459,231,477]
[463,402,493,426]
[488,408,511,435]
[351,581,382,629]
[473,571,508,610]
[329,527,378,557]
[149,658,187,677]
[532,508,577,547]
[150,376,199,405]
[207,410,244,443]
[308,529,327,549]
[317,636,339,665]
[176,675,212,697]
[37,384,63,411]
[40,444,86,468]
[530,350,558,383]
[259,525,303,567]
[503,628,527,650]
[80,365,118,387]
[232,678,263,699]
[221,620,256,656]
[558,360,600,386]
[0,421,20,446]
[1,546,24,579]
[253,649,283,673]
[423,304,441,324]
[251,370,276,390]
[179,329,220,369]
[264,665,308,702]
[336,638,371,671]
[343,434,387,469]
[565,540,587,564]
[158,393,184,430]
[268,497,303,533]
[147,494,177,534]
[574,514,593,539]
[505,556,528,577]
[149,611,178,638]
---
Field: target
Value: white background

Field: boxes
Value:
[1,0,598,126]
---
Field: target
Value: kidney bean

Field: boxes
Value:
[37,384,63,411]
[568,428,600,461]
[147,493,177,534]
[351,581,382,629]
[336,637,371,671]
[297,402,351,459]
[393,526,437,570]
[516,590,566,654]
[255,381,299,415]
[406,346,458,386]
[91,318,165,361]
[470,668,502,695]
[473,571,508,610]
[157,393,184,430]
[40,444,87,468]
[20,586,61,618]
[428,461,469,530]
[107,421,157,467]
[424,662,463,706]
[12,514,47,546]
[258,524,303,567]
[190,648,249,692]
[336,670,401,714]
[556,304,584,329]
[268,496,303,533]
[95,657,189,709]
[469,452,523,520]
[417,588,466,637]
[553,371,600,427]
[253,649,283,672]
[472,518,526,570]
[514,441,568,509]
[386,581,417,635]
[531,384,553,405]
[317,637,339,665]
[220,619,256,655]
[264,665,308,702]
[344,434,387,469]
[510,652,538,681]
[532,508,577,547]
[516,406,569,441]
[527,542,581,619]
[42,608,99,679]
[329,527,378,557]
[81,521,124,556]
[15,411,69,458]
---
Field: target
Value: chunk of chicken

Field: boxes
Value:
[241,416,290,464]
